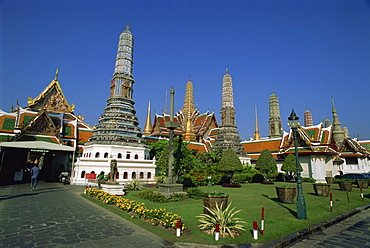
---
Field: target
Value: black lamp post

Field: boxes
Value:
[288,109,307,219]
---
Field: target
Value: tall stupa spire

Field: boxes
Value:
[331,96,345,147]
[254,102,260,140]
[143,101,153,136]
[182,80,196,142]
[268,91,282,138]
[86,26,147,147]
[214,69,245,155]
[110,24,134,98]
[304,108,313,127]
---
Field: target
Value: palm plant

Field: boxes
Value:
[197,202,246,238]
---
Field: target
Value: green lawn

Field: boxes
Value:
[84,182,370,245]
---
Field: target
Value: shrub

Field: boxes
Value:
[185,187,204,199]
[136,190,168,203]
[178,175,195,188]
[302,177,316,183]
[168,193,188,202]
[126,179,142,191]
[197,202,246,238]
[222,183,241,188]
[252,173,265,183]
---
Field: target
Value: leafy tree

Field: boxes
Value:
[155,137,200,180]
[255,149,277,180]
[281,154,303,180]
[216,149,243,183]
[149,139,168,159]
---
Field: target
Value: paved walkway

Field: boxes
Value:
[287,208,370,248]
[0,182,176,248]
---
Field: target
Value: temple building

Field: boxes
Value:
[242,95,370,182]
[71,26,156,185]
[0,71,93,185]
[214,69,249,164]
[144,80,219,152]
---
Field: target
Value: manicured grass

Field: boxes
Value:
[84,182,370,245]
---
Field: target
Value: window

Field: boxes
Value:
[132,172,136,179]
[81,171,86,178]
[126,154,130,159]
[134,154,139,159]
[147,172,151,179]
[345,157,358,165]
[104,152,108,158]
[123,172,128,179]
[95,152,100,158]
[116,172,119,179]
[139,172,144,179]
[118,153,122,159]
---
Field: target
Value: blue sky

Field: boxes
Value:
[1,0,369,140]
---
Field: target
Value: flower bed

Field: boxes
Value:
[85,188,186,232]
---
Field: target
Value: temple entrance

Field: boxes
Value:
[0,142,74,185]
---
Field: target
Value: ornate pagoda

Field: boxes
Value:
[72,25,155,185]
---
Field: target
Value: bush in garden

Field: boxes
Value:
[185,187,204,199]
[178,175,195,188]
[197,202,246,238]
[251,173,265,183]
[136,190,168,203]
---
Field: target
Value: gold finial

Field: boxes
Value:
[55,69,59,81]
[126,23,130,31]
[225,68,229,74]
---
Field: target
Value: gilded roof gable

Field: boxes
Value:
[27,71,74,113]
[11,109,63,143]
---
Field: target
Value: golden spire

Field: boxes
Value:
[183,108,196,142]
[182,79,195,123]
[54,68,59,81]
[254,102,260,140]
[143,101,153,135]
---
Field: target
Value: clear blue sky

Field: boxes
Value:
[1,0,369,140]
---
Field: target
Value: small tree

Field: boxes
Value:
[216,149,243,183]
[255,149,277,180]
[281,154,303,181]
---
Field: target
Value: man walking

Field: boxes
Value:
[30,163,41,191]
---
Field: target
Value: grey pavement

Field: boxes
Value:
[0,182,176,248]
[286,208,370,248]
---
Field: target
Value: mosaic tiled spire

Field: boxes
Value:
[268,91,282,138]
[254,103,260,140]
[182,80,196,142]
[86,25,147,147]
[304,108,313,127]
[214,69,245,154]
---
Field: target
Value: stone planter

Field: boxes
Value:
[202,194,229,214]
[325,177,334,184]
[313,184,330,197]
[101,184,125,195]
[338,181,353,191]
[356,179,369,189]
[275,187,296,204]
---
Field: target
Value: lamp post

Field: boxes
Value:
[288,109,307,219]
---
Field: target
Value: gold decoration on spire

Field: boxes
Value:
[254,102,260,140]
[143,101,153,136]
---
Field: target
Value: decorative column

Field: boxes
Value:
[158,88,185,196]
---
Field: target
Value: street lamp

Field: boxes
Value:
[288,109,307,219]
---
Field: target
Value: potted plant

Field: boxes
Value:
[335,179,353,191]
[202,191,229,214]
[325,177,334,184]
[313,183,330,197]
[356,179,369,189]
[275,186,296,204]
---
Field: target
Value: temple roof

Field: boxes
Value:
[27,70,75,113]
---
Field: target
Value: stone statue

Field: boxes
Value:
[109,159,118,182]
